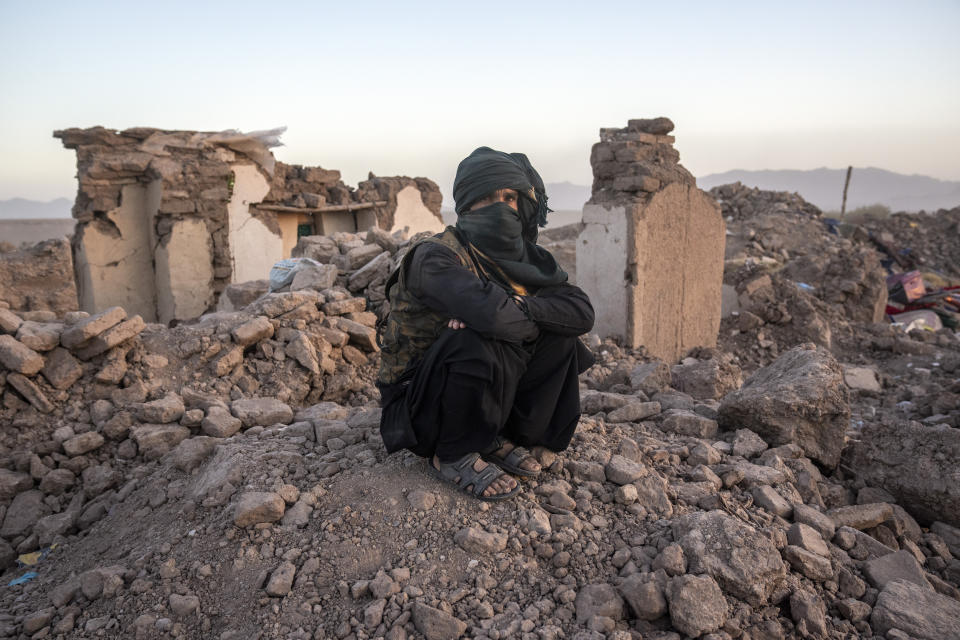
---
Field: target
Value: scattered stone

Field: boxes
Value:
[665,574,728,637]
[732,428,768,458]
[454,527,507,554]
[62,431,105,456]
[59,306,125,349]
[863,550,932,590]
[231,397,293,427]
[41,347,83,389]
[231,316,274,346]
[135,393,185,424]
[265,561,296,597]
[604,454,646,485]
[660,409,718,438]
[575,584,625,622]
[607,401,661,423]
[234,492,285,527]
[618,575,667,620]
[412,602,467,640]
[169,593,200,617]
[871,579,960,640]
[718,344,850,468]
[828,503,894,531]
[790,589,827,637]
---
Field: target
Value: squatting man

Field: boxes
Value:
[377,146,595,500]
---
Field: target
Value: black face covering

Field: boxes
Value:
[455,201,567,289]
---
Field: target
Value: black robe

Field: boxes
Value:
[378,241,594,462]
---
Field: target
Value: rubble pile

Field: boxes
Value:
[859,206,960,283]
[2,334,959,639]
[0,239,78,315]
[1,177,959,638]
[712,182,888,371]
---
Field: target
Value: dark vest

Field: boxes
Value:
[378,227,480,384]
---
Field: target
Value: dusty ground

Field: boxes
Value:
[1,185,959,640]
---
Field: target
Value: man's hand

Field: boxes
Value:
[448,318,467,330]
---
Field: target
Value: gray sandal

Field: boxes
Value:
[481,437,541,478]
[429,453,520,502]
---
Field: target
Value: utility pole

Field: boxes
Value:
[840,166,852,219]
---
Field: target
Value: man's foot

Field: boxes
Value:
[431,453,519,501]
[482,437,541,478]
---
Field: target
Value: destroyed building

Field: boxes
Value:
[54,127,443,325]
[577,118,726,362]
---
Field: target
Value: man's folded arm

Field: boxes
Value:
[522,283,595,336]
[406,244,539,343]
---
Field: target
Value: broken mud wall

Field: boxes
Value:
[577,118,725,362]
[57,127,446,326]
[0,239,78,314]
[55,127,281,325]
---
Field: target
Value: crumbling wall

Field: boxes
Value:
[355,175,444,234]
[55,127,278,324]
[577,118,725,362]
[0,239,78,313]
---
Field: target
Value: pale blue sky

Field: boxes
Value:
[1,0,958,202]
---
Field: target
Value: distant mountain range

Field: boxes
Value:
[0,198,72,220]
[6,167,959,223]
[696,168,960,213]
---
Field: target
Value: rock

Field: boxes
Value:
[364,598,386,628]
[782,545,834,581]
[34,511,75,545]
[836,597,872,622]
[454,527,507,554]
[0,539,15,569]
[62,431,105,456]
[575,584,625,622]
[752,485,793,518]
[0,308,23,334]
[21,608,55,634]
[688,442,722,466]
[292,236,338,264]
[234,492,285,527]
[167,437,219,472]
[793,503,836,540]
[285,331,320,374]
[670,357,742,400]
[847,421,960,527]
[74,315,145,360]
[0,490,46,537]
[348,251,391,291]
[265,561,296,597]
[406,490,436,510]
[604,455,646,485]
[871,579,960,640]
[607,401,661,423]
[787,523,829,557]
[790,590,827,638]
[131,425,190,459]
[0,468,33,500]
[296,401,349,423]
[580,391,631,414]
[412,602,467,640]
[211,345,243,376]
[653,544,686,576]
[618,575,667,620]
[7,372,53,412]
[41,347,83,389]
[844,366,881,392]
[628,117,674,135]
[718,344,849,468]
[16,321,62,352]
[231,397,293,427]
[732,429,768,458]
[674,510,786,606]
[281,500,312,526]
[231,316,274,349]
[932,522,960,557]
[59,306,125,349]
[665,574,728,637]
[633,473,674,516]
[135,393,185,424]
[201,406,243,438]
[169,593,200,617]
[0,334,43,376]
[863,550,932,590]
[828,503,894,531]
[335,317,379,352]
[660,409,718,438]
[292,262,338,291]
